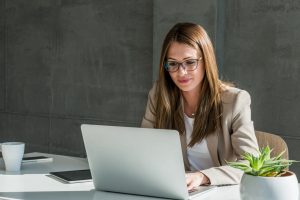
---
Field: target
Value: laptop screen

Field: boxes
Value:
[81,124,189,199]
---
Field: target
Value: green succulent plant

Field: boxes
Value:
[227,146,297,177]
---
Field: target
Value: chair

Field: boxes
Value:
[255,131,289,160]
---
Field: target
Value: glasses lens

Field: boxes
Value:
[166,61,179,72]
[183,59,198,70]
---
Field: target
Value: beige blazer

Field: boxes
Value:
[141,83,259,185]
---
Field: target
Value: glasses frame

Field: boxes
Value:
[164,57,202,72]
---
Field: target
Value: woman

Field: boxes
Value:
[141,23,258,189]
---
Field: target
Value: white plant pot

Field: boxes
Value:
[240,171,299,200]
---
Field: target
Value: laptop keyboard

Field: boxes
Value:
[188,186,217,198]
[188,188,199,193]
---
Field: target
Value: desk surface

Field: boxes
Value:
[0,152,299,200]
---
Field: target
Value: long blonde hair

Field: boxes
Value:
[154,22,223,147]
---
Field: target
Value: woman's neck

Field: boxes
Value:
[182,90,200,117]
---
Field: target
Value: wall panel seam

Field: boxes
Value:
[0,0,6,112]
[0,111,140,126]
[215,0,225,74]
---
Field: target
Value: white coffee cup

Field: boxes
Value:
[0,142,25,172]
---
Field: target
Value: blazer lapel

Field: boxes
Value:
[180,133,191,171]
[179,95,191,170]
[206,131,220,166]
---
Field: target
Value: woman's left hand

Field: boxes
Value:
[185,172,210,190]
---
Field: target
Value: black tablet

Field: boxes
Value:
[49,169,92,183]
[22,156,53,163]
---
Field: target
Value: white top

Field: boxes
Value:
[184,114,214,171]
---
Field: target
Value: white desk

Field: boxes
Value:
[0,152,299,200]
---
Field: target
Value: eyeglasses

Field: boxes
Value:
[164,57,202,72]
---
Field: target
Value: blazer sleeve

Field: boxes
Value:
[201,90,259,185]
[141,84,157,128]
[231,90,259,158]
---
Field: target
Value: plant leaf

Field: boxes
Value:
[227,145,298,177]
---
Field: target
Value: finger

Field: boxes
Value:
[187,182,195,191]
[186,178,195,191]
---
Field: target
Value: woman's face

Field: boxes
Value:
[166,42,204,93]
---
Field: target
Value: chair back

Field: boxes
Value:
[255,131,289,160]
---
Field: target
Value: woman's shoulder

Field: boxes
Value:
[147,81,158,97]
[220,84,251,105]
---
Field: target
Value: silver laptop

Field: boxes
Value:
[81,124,216,200]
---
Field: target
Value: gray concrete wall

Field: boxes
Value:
[0,0,4,113]
[0,0,153,156]
[222,0,300,175]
